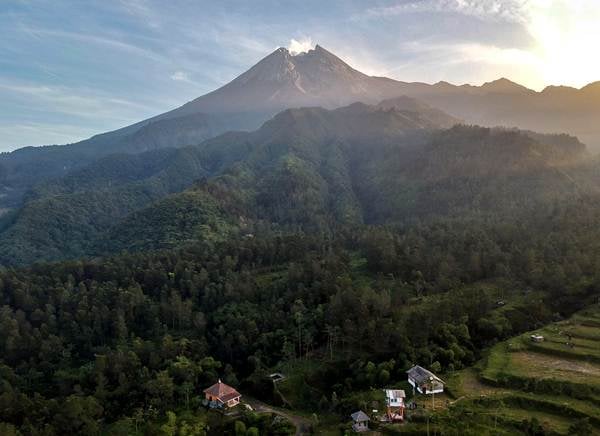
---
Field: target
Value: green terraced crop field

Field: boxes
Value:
[444,304,600,435]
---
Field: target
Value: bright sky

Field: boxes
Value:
[1,0,599,151]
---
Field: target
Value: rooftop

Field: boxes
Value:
[406,365,445,385]
[203,379,241,402]
[351,410,370,422]
[384,389,406,399]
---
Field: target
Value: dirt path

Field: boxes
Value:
[244,398,312,435]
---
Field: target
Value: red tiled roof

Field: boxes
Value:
[219,391,241,403]
[203,380,241,402]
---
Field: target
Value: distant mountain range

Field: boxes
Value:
[2,45,600,210]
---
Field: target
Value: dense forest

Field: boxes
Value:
[2,100,600,434]
[1,192,600,434]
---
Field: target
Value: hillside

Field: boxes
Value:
[0,101,588,266]
[121,126,587,249]
[0,101,440,265]
[2,45,600,212]
[443,304,600,435]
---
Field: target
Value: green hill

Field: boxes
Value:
[0,101,589,265]
[0,102,449,264]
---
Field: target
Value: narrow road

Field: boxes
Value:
[244,398,312,435]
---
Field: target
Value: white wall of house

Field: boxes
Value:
[227,397,241,407]
[409,377,443,394]
[424,387,444,394]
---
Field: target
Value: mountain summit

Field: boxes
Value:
[480,78,532,94]
[169,45,387,115]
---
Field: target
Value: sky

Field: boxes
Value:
[1,0,600,151]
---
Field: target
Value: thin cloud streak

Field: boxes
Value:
[0,80,158,123]
[18,26,169,64]
[359,0,530,23]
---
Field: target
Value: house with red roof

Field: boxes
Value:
[203,379,242,408]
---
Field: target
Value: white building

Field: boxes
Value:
[384,389,405,421]
[406,365,444,395]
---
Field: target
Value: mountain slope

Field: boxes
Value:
[0,101,446,265]
[106,124,587,254]
[173,45,409,114]
[3,45,600,212]
[0,45,404,206]
[376,96,462,128]
[2,101,585,265]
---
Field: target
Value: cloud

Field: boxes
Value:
[355,36,542,90]
[170,71,190,82]
[360,0,529,24]
[117,0,162,29]
[0,79,171,149]
[288,37,314,55]
[0,80,151,121]
[17,25,168,64]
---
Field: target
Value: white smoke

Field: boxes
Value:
[287,38,314,55]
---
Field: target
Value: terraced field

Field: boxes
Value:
[447,304,600,435]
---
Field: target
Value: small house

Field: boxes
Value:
[269,372,286,383]
[203,379,241,408]
[406,365,444,395]
[384,389,405,421]
[351,410,370,432]
[530,334,544,342]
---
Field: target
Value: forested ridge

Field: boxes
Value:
[0,102,590,266]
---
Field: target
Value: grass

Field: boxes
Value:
[564,324,600,341]
[490,407,573,434]
[528,339,600,363]
[509,351,600,384]
[444,304,600,435]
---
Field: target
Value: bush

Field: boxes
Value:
[569,418,593,436]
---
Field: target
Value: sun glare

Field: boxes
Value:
[528,1,600,88]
